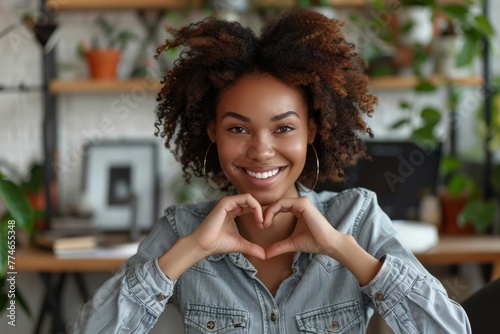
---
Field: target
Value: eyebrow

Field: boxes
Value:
[221,111,300,122]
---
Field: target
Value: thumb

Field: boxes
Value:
[237,238,266,260]
[265,239,295,259]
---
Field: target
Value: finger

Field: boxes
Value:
[237,238,266,260]
[263,198,298,228]
[226,194,264,225]
[265,239,296,259]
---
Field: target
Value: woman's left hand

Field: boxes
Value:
[263,196,345,260]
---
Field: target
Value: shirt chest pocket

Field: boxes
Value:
[296,300,362,334]
[184,304,248,334]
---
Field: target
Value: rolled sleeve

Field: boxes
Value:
[360,254,419,316]
[360,254,471,333]
[126,258,176,317]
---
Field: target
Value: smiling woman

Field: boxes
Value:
[208,73,315,206]
[75,8,471,334]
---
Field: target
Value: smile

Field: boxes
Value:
[243,168,281,179]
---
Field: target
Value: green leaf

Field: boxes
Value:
[439,156,462,176]
[297,0,310,8]
[415,80,436,92]
[458,199,496,233]
[412,126,436,142]
[401,21,414,35]
[473,15,494,36]
[456,36,477,67]
[447,174,475,197]
[390,118,410,129]
[22,163,43,193]
[441,4,468,19]
[420,106,441,127]
[399,101,411,110]
[0,178,34,232]
[447,85,462,109]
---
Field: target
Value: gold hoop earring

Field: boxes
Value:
[300,144,320,193]
[203,142,224,191]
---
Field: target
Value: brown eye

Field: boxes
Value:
[276,125,294,133]
[229,126,248,134]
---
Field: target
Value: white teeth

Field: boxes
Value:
[245,168,280,179]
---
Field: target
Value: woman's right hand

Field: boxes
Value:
[159,194,265,280]
[189,193,266,260]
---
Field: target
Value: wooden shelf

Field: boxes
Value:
[46,0,364,10]
[254,0,367,8]
[46,0,195,10]
[369,75,483,90]
[50,79,163,93]
[50,75,483,93]
[47,0,473,10]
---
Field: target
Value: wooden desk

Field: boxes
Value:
[414,235,500,281]
[18,235,500,276]
[17,246,126,272]
[17,235,500,280]
[17,246,128,334]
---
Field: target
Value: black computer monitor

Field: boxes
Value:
[316,141,442,220]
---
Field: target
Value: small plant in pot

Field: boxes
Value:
[79,16,137,80]
[439,156,500,235]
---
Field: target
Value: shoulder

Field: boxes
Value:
[163,200,218,237]
[309,187,377,214]
[307,187,383,233]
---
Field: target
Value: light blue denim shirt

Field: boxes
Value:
[75,187,470,333]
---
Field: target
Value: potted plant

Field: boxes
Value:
[79,15,137,80]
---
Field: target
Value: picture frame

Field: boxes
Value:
[83,140,158,231]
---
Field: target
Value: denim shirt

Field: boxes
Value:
[75,187,470,333]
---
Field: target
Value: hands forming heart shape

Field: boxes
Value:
[190,193,343,261]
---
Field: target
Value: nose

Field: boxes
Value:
[247,136,274,161]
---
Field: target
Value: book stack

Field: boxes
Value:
[34,216,99,256]
[35,233,98,256]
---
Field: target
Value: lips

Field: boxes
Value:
[243,167,282,179]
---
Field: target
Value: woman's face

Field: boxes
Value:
[208,72,316,206]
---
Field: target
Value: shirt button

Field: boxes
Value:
[331,321,340,330]
[270,312,277,321]
[156,294,166,301]
[207,320,215,329]
[374,292,385,301]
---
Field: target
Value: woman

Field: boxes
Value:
[76,9,470,333]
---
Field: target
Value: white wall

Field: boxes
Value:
[1,1,499,333]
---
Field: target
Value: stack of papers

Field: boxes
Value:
[54,241,140,259]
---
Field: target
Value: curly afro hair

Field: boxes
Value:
[154,8,377,191]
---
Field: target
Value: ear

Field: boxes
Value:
[307,118,317,144]
[207,121,216,143]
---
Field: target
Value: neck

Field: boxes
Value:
[237,210,296,249]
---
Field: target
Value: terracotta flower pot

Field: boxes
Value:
[86,49,121,80]
[439,192,475,235]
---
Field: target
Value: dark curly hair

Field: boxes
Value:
[154,8,377,191]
